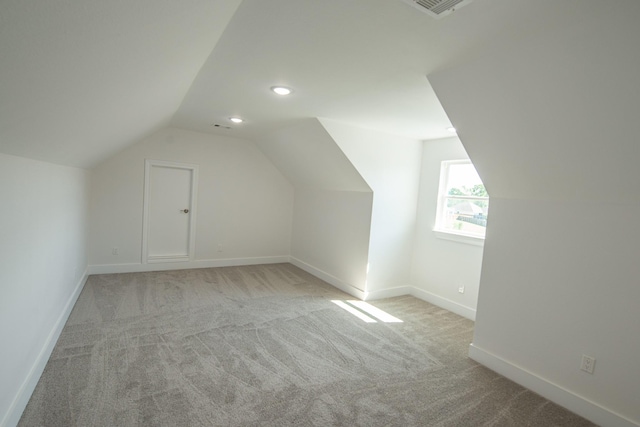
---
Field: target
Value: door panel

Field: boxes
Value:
[143,160,198,263]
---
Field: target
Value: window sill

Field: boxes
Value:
[433,229,485,247]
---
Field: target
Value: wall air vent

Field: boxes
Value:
[402,0,473,19]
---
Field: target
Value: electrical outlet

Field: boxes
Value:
[580,354,596,374]
[217,244,223,253]
[112,247,119,255]
[458,285,465,294]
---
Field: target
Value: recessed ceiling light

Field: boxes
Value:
[271,86,293,96]
[229,117,243,123]
[447,127,457,134]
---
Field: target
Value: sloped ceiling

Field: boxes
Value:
[171,0,547,142]
[429,0,640,203]
[259,119,370,192]
[1,0,591,169]
[0,0,242,168]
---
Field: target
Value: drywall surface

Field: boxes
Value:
[477,198,640,425]
[0,153,89,427]
[430,3,640,204]
[429,1,640,424]
[89,127,293,266]
[320,120,422,294]
[291,189,372,293]
[410,137,484,318]
[258,119,370,192]
[258,119,373,294]
[0,0,242,168]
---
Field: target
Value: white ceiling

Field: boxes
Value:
[0,0,242,167]
[0,0,573,168]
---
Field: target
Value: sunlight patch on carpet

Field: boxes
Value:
[331,300,403,323]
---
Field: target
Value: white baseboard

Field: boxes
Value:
[289,257,366,300]
[88,256,290,275]
[469,344,639,427]
[410,287,476,321]
[91,257,477,326]
[1,270,89,427]
[364,286,413,301]
[286,259,476,321]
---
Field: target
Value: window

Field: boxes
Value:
[435,160,489,240]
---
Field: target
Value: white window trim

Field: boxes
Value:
[433,159,487,245]
[433,229,485,246]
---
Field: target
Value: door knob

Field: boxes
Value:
[181,209,189,213]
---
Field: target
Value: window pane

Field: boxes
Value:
[443,197,488,235]
[436,160,489,238]
[446,163,486,197]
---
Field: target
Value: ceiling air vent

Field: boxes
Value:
[402,0,473,18]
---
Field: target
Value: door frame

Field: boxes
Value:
[142,159,199,264]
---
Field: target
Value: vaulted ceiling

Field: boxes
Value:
[0,0,580,168]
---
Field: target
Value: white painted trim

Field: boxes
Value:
[88,256,290,275]
[289,257,367,300]
[142,159,199,264]
[469,344,639,427]
[410,287,476,320]
[89,257,477,324]
[285,258,476,321]
[1,270,89,427]
[433,229,485,246]
[364,286,413,301]
[434,158,488,244]
[146,255,190,264]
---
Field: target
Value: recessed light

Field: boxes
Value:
[447,127,457,134]
[271,86,293,96]
[229,117,243,123]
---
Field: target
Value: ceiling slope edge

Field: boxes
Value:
[0,0,243,169]
[256,118,371,192]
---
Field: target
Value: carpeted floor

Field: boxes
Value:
[19,263,595,426]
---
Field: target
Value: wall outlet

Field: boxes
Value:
[112,247,119,255]
[580,354,596,374]
[217,244,223,253]
[458,285,465,294]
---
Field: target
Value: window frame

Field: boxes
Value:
[434,159,488,245]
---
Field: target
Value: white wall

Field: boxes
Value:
[89,127,293,270]
[257,119,373,295]
[475,198,640,425]
[409,137,484,320]
[429,1,640,425]
[0,153,89,427]
[291,189,372,296]
[320,120,422,296]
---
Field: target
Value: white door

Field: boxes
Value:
[143,160,198,263]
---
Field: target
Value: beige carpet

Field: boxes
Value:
[19,264,595,426]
